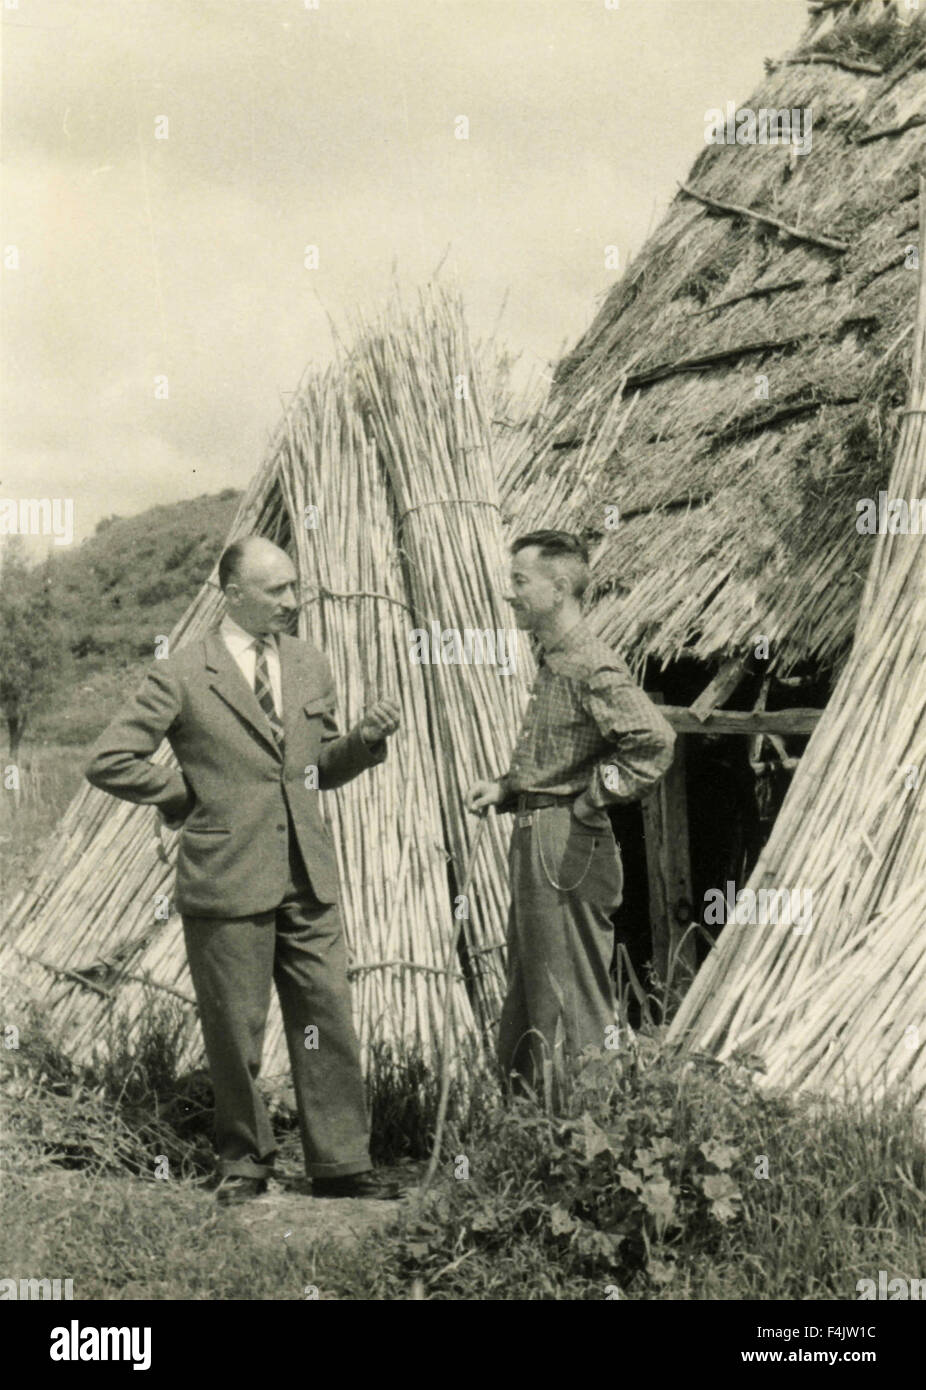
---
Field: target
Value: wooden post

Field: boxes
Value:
[641,697,696,991]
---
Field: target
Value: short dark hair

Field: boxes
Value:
[218,539,249,592]
[510,530,590,598]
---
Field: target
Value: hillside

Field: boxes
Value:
[34,488,241,745]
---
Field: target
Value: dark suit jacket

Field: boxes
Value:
[84,627,386,916]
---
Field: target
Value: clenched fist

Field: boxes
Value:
[359,697,402,745]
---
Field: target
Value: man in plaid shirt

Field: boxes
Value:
[465,530,675,1100]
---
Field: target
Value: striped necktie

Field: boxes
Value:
[254,637,284,752]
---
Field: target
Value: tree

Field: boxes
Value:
[0,539,64,761]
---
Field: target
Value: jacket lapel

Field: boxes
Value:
[204,629,282,760]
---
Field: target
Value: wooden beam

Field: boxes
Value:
[623,335,807,390]
[689,657,749,722]
[748,674,772,766]
[845,41,926,137]
[662,706,821,735]
[855,114,926,146]
[687,276,814,317]
[767,734,800,771]
[708,393,860,448]
[679,183,850,254]
[641,700,696,991]
[781,52,884,76]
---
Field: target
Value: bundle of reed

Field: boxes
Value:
[667,184,926,1110]
[754,879,926,1101]
[351,285,536,1030]
[277,360,481,1061]
[485,353,547,515]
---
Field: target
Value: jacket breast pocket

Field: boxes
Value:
[303,693,333,718]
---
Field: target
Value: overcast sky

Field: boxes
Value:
[3,0,808,547]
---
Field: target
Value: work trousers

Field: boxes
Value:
[497,804,623,1104]
[182,825,371,1180]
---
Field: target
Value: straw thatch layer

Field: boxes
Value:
[667,173,926,1112]
[505,1,926,678]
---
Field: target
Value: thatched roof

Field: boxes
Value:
[507,0,926,677]
[668,169,926,1112]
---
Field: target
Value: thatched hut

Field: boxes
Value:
[501,0,926,996]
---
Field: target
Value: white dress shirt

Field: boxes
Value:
[220,613,283,717]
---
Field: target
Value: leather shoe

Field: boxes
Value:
[215,1176,268,1206]
[311,1171,405,1200]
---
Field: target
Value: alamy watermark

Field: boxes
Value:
[1,1276,74,1299]
[856,1271,925,1300]
[856,493,925,535]
[0,498,74,546]
[703,881,813,934]
[409,623,518,675]
[704,103,812,155]
[49,1320,152,1370]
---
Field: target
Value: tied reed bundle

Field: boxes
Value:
[351,286,536,1031]
[277,361,482,1063]
[668,181,926,1112]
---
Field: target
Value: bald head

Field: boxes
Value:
[219,536,290,589]
[219,536,298,638]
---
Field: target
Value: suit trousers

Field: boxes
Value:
[182,821,371,1180]
[497,805,624,1106]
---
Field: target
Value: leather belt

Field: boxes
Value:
[515,792,574,811]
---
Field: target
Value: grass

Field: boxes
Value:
[1,743,87,910]
[3,740,924,1300]
[2,991,923,1301]
[0,1170,304,1301]
[374,1043,926,1301]
[36,662,151,747]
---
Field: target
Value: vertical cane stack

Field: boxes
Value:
[668,185,926,1112]
[352,289,535,1026]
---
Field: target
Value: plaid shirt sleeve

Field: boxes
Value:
[580,664,676,807]
[494,770,518,815]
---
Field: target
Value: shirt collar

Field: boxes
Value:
[538,615,587,661]
[220,613,275,655]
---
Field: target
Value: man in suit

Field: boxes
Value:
[85,536,401,1203]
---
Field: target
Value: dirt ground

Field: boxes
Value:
[229,1166,423,1254]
